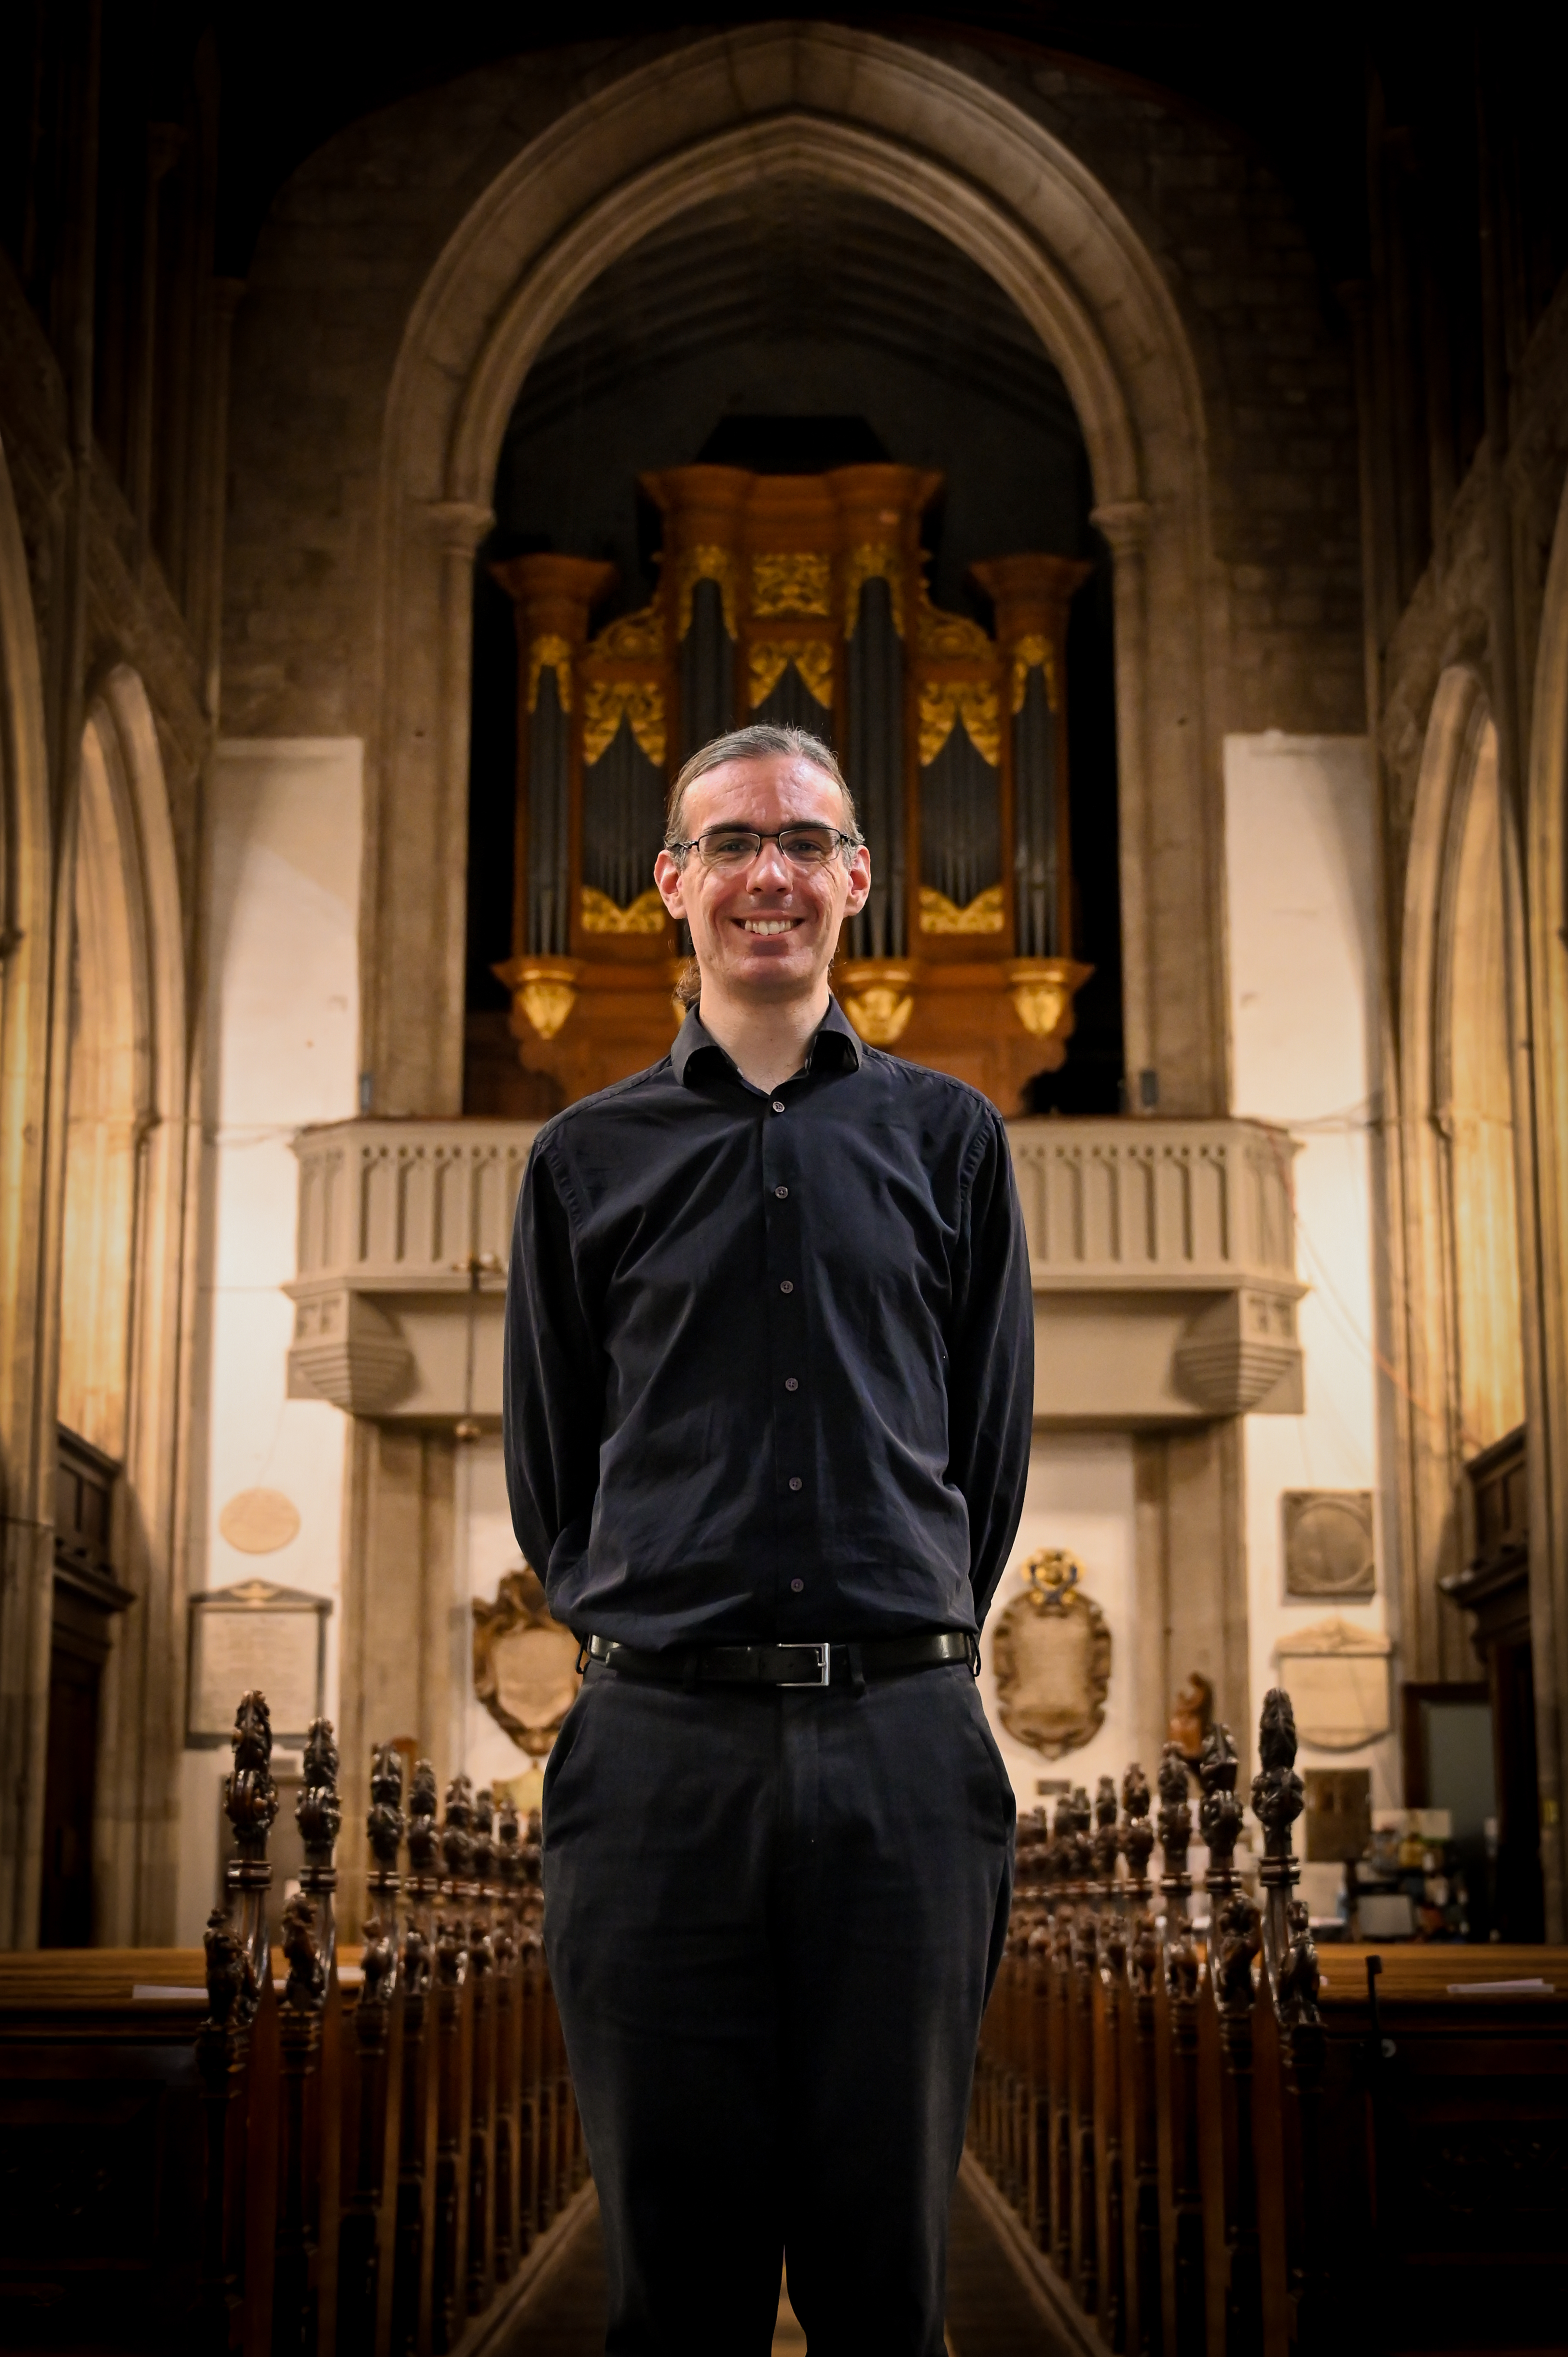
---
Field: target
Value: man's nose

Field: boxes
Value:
[743,838,793,889]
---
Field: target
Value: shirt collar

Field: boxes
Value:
[671,992,865,1087]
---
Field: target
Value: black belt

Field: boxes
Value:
[583,1629,976,1688]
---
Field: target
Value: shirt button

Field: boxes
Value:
[788,1476,803,1491]
[779,1280,794,1295]
[771,1100,786,1114]
[784,1377,798,1392]
[791,1578,804,1592]
[774,1185,789,1199]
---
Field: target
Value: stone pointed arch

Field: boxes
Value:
[0,434,57,1945]
[368,23,1223,1121]
[1394,667,1528,1685]
[65,663,190,1943]
[1524,466,1568,1934]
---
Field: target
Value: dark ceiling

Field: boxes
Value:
[163,3,1540,283]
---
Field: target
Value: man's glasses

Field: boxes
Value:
[672,825,861,869]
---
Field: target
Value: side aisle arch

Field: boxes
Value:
[0,435,56,1946]
[1524,470,1568,1935]
[67,664,190,1944]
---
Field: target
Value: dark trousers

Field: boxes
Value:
[541,1656,1015,2356]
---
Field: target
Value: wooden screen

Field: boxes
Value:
[491,463,1090,1110]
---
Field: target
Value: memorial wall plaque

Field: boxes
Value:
[1275,1615,1392,1750]
[187,1578,330,1745]
[473,1567,581,1756]
[1282,1489,1375,1598]
[991,1549,1112,1760]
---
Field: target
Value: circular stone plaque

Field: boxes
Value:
[219,1488,303,1555]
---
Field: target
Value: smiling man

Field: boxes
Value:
[504,723,1033,2356]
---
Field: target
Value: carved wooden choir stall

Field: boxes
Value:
[967,1688,1568,2357]
[0,1694,584,2355]
[490,463,1092,1110]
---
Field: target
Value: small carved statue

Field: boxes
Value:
[1130,1908,1160,1997]
[1166,1927,1200,2005]
[401,1921,432,1998]
[360,1911,398,2006]
[1215,1888,1262,2011]
[1276,1897,1321,2019]
[1168,1671,1214,1767]
[281,1890,326,2010]
[203,1906,257,2027]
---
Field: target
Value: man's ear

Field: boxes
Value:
[653,848,687,921]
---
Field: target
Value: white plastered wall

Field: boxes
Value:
[1225,732,1392,1909]
[979,1433,1139,1815]
[176,739,363,1942]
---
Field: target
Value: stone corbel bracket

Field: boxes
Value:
[286,1284,416,1415]
[1171,1283,1305,1415]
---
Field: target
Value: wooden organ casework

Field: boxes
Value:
[490,465,1092,1111]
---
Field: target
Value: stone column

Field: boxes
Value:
[1089,500,1152,1111]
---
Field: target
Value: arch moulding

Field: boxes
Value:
[1523,467,1568,1935]
[368,23,1224,1122]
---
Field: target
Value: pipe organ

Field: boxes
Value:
[491,465,1092,1110]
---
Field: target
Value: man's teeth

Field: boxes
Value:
[743,919,798,934]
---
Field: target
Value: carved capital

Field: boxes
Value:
[1089,498,1152,558]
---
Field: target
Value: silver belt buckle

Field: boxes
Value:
[780,1640,833,1687]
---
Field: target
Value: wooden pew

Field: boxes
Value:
[0,1688,584,2357]
[968,1683,1568,2357]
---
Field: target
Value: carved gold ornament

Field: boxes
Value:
[494,956,580,1042]
[674,545,737,640]
[1008,632,1057,714]
[1005,955,1089,1049]
[580,884,667,936]
[472,1566,582,1757]
[918,883,1005,936]
[842,543,904,638]
[751,551,832,619]
[915,595,992,659]
[581,678,666,768]
[594,604,664,659]
[526,634,573,713]
[748,638,834,710]
[991,1549,1112,1760]
[917,677,1001,768]
[838,961,915,1046]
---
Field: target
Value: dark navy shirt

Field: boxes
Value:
[502,997,1033,1650]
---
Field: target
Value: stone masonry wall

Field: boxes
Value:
[221,27,1365,743]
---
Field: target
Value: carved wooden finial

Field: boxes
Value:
[1197,1720,1243,1895]
[298,1718,341,1887]
[1121,1762,1155,1898]
[406,1760,441,1896]
[440,1774,476,1893]
[1252,1684,1316,2024]
[1091,1776,1122,1888]
[224,1690,278,1892]
[1156,1740,1193,1901]
[367,1742,406,1906]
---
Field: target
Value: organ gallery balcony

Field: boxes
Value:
[285,1116,1304,1426]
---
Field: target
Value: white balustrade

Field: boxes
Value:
[286,1114,1303,1425]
